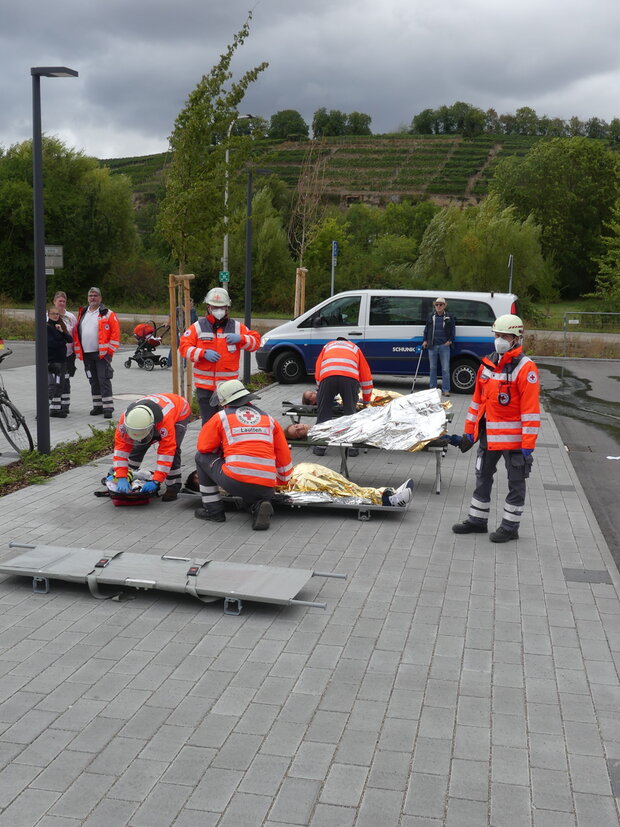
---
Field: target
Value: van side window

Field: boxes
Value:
[369,296,426,325]
[447,299,496,326]
[298,295,362,329]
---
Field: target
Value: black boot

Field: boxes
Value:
[194,507,226,522]
[251,500,273,531]
[90,406,104,416]
[452,520,487,534]
[490,526,519,543]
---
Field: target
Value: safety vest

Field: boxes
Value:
[197,405,293,487]
[74,305,121,360]
[464,347,540,451]
[315,340,374,403]
[178,316,260,391]
[114,393,191,483]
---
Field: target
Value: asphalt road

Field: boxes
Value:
[3,342,619,566]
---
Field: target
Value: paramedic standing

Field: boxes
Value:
[313,338,373,457]
[452,314,540,543]
[194,380,293,530]
[51,291,77,414]
[179,287,260,424]
[113,393,191,501]
[73,287,121,419]
[422,297,455,396]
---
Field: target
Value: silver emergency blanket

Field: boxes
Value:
[308,388,448,452]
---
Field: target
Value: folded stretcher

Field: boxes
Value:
[1,543,346,615]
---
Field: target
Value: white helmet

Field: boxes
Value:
[214,379,259,407]
[204,287,231,307]
[492,314,523,336]
[124,405,155,441]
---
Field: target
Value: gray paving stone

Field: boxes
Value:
[320,762,368,807]
[0,787,60,827]
[403,771,448,819]
[49,772,115,820]
[81,797,139,827]
[356,787,404,827]
[445,796,489,826]
[367,748,412,791]
[128,780,191,826]
[308,803,356,827]
[574,791,620,827]
[449,758,489,802]
[267,776,321,825]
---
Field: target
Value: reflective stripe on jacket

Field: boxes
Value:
[315,340,374,403]
[464,346,540,451]
[197,405,293,487]
[178,316,260,391]
[74,305,121,360]
[114,393,191,483]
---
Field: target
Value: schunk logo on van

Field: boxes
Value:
[392,346,416,352]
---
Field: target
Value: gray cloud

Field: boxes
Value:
[2,0,620,159]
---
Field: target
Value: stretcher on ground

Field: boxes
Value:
[1,543,346,615]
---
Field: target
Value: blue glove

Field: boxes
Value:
[522,448,534,457]
[448,434,462,447]
[116,477,131,494]
[225,333,241,345]
[141,481,159,494]
[203,349,220,363]
[465,434,474,445]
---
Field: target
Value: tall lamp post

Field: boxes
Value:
[221,113,254,283]
[31,66,78,454]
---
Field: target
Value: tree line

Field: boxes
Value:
[1,15,620,316]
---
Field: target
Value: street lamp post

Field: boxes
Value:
[222,113,254,283]
[31,66,78,454]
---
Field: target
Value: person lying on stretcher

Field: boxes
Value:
[184,466,414,508]
[301,388,402,407]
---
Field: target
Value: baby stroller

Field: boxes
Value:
[124,321,170,371]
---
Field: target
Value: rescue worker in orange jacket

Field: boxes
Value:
[113,393,191,501]
[73,287,121,419]
[452,314,540,543]
[179,287,260,425]
[194,380,293,530]
[313,338,373,457]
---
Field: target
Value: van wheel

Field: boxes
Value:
[451,358,478,394]
[272,351,305,384]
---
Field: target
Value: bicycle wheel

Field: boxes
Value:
[0,398,34,453]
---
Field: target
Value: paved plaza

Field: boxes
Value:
[0,347,618,825]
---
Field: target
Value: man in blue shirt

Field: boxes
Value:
[422,297,455,396]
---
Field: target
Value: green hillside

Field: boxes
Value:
[100,133,553,207]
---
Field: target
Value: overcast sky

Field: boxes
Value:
[3,0,620,159]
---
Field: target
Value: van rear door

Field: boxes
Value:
[361,294,431,376]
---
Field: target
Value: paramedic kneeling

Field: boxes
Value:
[452,314,540,543]
[113,394,191,501]
[194,380,293,530]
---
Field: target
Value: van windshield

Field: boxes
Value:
[298,295,362,328]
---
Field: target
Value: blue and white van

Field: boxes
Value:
[256,289,519,393]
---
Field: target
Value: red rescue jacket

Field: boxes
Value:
[179,316,260,392]
[74,305,121,360]
[464,346,540,451]
[197,404,293,488]
[315,340,373,403]
[114,393,191,484]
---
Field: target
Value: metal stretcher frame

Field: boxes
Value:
[2,543,346,615]
[286,440,448,495]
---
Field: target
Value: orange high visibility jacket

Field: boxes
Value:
[464,346,540,451]
[114,393,191,484]
[73,305,121,360]
[315,340,373,403]
[197,404,293,488]
[179,316,260,392]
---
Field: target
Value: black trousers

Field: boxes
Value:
[195,451,273,514]
[83,352,114,411]
[316,376,359,424]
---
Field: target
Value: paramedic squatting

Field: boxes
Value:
[178,287,260,425]
[194,380,293,531]
[451,314,540,543]
[112,394,191,501]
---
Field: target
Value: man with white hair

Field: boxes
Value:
[179,287,260,424]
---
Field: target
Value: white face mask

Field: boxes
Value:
[494,337,512,354]
[211,308,227,320]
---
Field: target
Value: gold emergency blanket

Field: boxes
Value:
[309,388,448,452]
[277,462,385,505]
